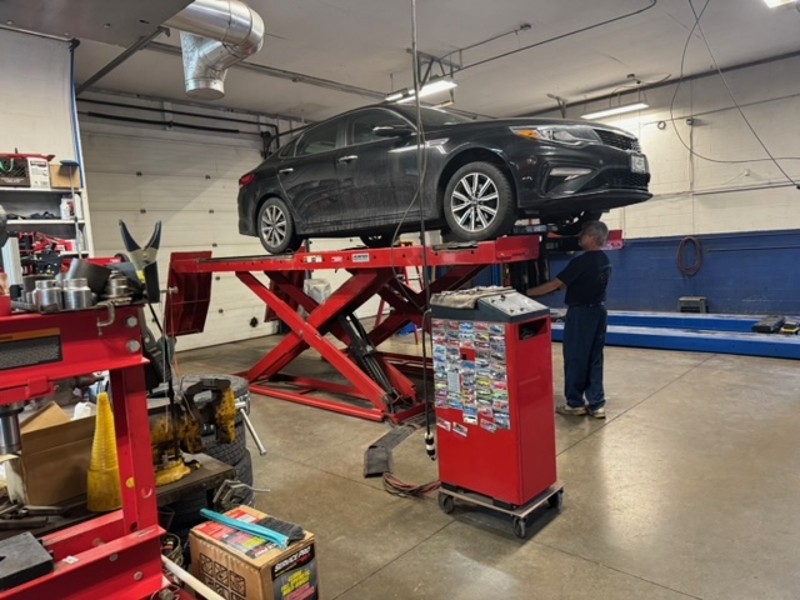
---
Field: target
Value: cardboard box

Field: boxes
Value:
[3,403,95,505]
[190,505,319,600]
[49,163,82,189]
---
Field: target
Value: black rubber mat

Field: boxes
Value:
[363,424,415,478]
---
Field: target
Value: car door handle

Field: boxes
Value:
[337,155,358,164]
[278,168,294,175]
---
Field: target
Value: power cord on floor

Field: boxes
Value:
[382,472,440,498]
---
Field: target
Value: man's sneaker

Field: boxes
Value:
[588,407,606,419]
[556,404,587,416]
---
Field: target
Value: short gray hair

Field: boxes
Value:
[582,220,609,245]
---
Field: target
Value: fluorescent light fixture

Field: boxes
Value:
[581,102,649,120]
[387,78,458,103]
[763,0,796,7]
[385,91,405,102]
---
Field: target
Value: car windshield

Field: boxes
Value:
[392,106,474,128]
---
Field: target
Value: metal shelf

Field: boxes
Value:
[0,187,81,193]
[7,219,85,225]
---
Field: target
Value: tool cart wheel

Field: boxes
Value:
[438,492,455,514]
[512,517,527,539]
[548,489,564,510]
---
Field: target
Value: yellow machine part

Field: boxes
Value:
[151,415,195,487]
[155,458,193,486]
[215,388,238,444]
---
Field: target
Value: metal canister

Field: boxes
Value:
[63,277,94,310]
[33,279,63,310]
[105,272,131,300]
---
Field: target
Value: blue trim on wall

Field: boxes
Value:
[546,229,800,315]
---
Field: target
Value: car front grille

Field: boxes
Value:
[594,129,641,152]
[610,173,650,189]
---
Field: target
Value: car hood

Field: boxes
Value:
[427,117,637,138]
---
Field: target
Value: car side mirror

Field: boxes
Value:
[372,125,415,137]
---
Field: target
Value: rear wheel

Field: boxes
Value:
[443,162,516,241]
[257,197,302,254]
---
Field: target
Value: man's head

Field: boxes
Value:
[579,220,609,250]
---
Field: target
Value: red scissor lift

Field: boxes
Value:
[166,237,541,423]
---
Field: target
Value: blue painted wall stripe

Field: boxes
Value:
[546,229,800,315]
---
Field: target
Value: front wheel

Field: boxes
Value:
[257,197,302,254]
[443,162,516,242]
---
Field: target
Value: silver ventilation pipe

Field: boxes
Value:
[166,0,265,100]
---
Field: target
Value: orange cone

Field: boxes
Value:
[86,392,122,512]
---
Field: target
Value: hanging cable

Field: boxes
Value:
[457,0,658,73]
[669,0,800,185]
[411,0,436,464]
[676,236,703,276]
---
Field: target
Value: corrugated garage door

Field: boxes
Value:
[81,122,384,351]
[82,123,278,350]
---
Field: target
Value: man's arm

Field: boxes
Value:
[527,278,565,298]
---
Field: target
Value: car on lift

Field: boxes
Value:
[237,104,651,253]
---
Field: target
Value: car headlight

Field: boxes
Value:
[510,126,601,145]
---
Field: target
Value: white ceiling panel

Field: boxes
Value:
[9,0,800,121]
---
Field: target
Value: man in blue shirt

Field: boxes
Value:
[527,221,611,419]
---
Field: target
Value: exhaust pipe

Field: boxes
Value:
[166,0,265,100]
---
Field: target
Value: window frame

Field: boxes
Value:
[344,108,417,148]
[293,119,344,158]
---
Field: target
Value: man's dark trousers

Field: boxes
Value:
[563,305,607,410]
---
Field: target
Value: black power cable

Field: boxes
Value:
[409,0,437,464]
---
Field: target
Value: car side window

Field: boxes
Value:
[348,110,410,146]
[278,137,299,158]
[296,121,340,156]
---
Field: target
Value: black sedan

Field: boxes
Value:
[237,104,651,253]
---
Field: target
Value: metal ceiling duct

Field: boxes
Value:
[166,0,264,100]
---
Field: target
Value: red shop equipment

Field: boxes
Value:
[430,287,563,538]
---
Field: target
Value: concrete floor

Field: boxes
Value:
[178,334,800,600]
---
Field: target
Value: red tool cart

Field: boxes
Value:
[430,287,563,538]
[0,306,165,599]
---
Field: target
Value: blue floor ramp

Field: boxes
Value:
[550,311,800,360]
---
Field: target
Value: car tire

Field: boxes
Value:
[257,197,302,254]
[443,162,516,241]
[360,233,394,248]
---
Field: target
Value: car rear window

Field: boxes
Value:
[296,121,339,156]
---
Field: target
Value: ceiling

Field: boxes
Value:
[4,0,800,122]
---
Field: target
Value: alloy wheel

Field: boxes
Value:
[260,204,288,248]
[449,173,499,233]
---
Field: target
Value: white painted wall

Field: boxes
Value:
[0,30,75,162]
[549,55,800,239]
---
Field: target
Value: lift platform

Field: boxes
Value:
[166,237,541,423]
